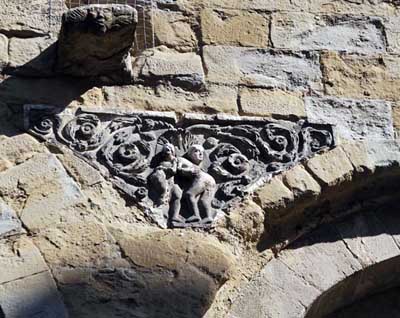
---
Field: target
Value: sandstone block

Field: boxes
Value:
[153,9,197,52]
[8,36,56,76]
[254,177,294,213]
[135,48,205,91]
[340,141,375,173]
[321,51,400,100]
[394,103,400,137]
[58,151,103,188]
[0,199,22,238]
[305,97,394,140]
[283,164,321,198]
[201,9,268,47]
[385,16,400,53]
[335,211,400,267]
[305,147,354,187]
[226,200,265,243]
[203,46,322,92]
[102,84,238,114]
[0,154,83,231]
[239,88,305,118]
[0,34,8,70]
[0,271,68,318]
[365,139,400,168]
[0,134,48,168]
[271,13,385,53]
[0,0,66,36]
[0,237,48,285]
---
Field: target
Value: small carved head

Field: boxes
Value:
[162,143,176,161]
[187,144,204,165]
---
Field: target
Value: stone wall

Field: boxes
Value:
[0,0,400,317]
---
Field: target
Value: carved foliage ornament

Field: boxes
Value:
[25,106,334,228]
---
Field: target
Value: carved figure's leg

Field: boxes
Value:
[184,181,203,222]
[150,170,168,206]
[170,185,184,222]
[200,181,216,223]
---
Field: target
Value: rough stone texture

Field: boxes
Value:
[225,200,265,243]
[305,97,394,140]
[305,146,354,187]
[0,34,8,70]
[203,46,322,92]
[102,83,238,114]
[321,51,400,100]
[365,139,400,168]
[239,88,305,118]
[0,134,48,172]
[8,36,56,76]
[0,271,68,318]
[394,103,400,137]
[341,141,375,173]
[134,48,205,90]
[271,13,385,53]
[0,0,66,36]
[0,199,22,238]
[0,154,83,231]
[201,9,268,47]
[254,177,294,217]
[384,16,400,54]
[153,9,197,52]
[282,165,321,198]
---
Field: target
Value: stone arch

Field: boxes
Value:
[227,140,400,318]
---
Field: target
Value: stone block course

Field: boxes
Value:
[0,34,8,71]
[201,9,269,47]
[271,13,385,53]
[305,96,394,140]
[203,45,322,92]
[282,165,321,198]
[239,88,306,118]
[321,51,400,100]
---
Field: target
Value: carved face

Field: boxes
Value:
[87,6,113,34]
[187,145,204,165]
[162,143,176,161]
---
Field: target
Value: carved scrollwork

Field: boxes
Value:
[25,107,334,229]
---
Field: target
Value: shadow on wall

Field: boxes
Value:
[0,42,98,137]
[257,164,400,252]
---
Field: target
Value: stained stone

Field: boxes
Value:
[0,200,22,238]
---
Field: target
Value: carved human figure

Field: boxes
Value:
[177,144,217,224]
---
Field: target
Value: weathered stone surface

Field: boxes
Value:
[203,46,322,92]
[0,134,48,171]
[340,141,375,173]
[321,52,400,100]
[135,48,205,90]
[239,88,305,118]
[365,139,400,168]
[271,13,385,53]
[0,154,83,231]
[0,199,22,238]
[34,222,124,268]
[305,146,354,187]
[385,16,400,53]
[0,34,8,70]
[281,224,363,292]
[0,0,66,36]
[229,258,320,318]
[153,9,197,52]
[305,97,394,140]
[254,177,294,213]
[283,164,321,198]
[335,211,400,267]
[393,103,400,137]
[57,151,103,188]
[0,237,48,284]
[201,9,268,47]
[0,271,68,318]
[226,200,265,243]
[7,36,56,76]
[102,83,238,113]
[57,4,137,80]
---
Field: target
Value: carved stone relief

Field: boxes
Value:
[25,106,334,228]
[56,4,137,80]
